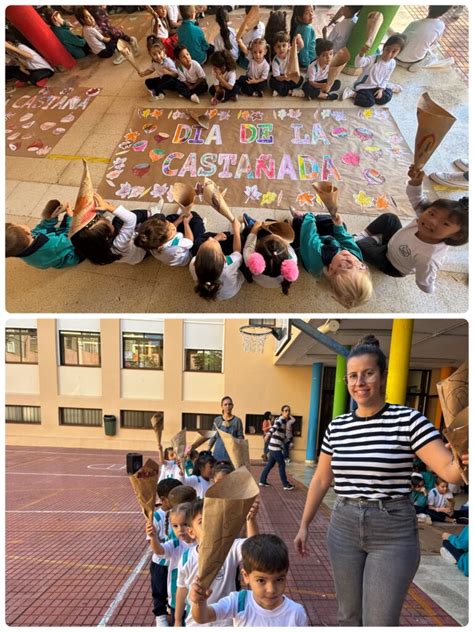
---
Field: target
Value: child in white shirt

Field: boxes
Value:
[135,211,205,267]
[190,534,309,626]
[214,7,239,61]
[322,5,361,52]
[356,164,469,294]
[6,37,55,88]
[209,50,238,104]
[427,478,456,523]
[74,7,122,63]
[397,5,452,71]
[342,33,407,106]
[236,37,270,97]
[238,11,266,69]
[140,37,178,100]
[180,452,216,499]
[190,218,244,301]
[302,39,340,101]
[158,446,184,482]
[269,31,304,97]
[174,44,208,103]
[176,497,260,626]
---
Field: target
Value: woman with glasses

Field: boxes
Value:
[294,334,466,626]
[208,396,244,462]
[259,404,295,491]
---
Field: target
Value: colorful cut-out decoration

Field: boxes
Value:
[133,140,148,152]
[353,127,373,142]
[277,190,283,207]
[86,87,101,96]
[128,185,147,198]
[321,109,331,119]
[149,148,165,162]
[140,108,152,119]
[40,121,56,131]
[277,109,288,120]
[172,110,187,120]
[8,132,21,140]
[331,110,346,122]
[166,187,174,203]
[218,111,231,120]
[353,191,374,208]
[59,87,73,96]
[375,194,390,210]
[27,140,44,152]
[116,182,132,199]
[154,132,170,143]
[150,183,169,199]
[341,151,360,166]
[373,109,388,120]
[363,145,383,161]
[244,184,262,202]
[52,127,66,135]
[251,111,264,122]
[105,169,123,180]
[288,109,302,120]
[125,131,140,142]
[21,134,33,140]
[132,163,150,177]
[296,191,316,208]
[387,133,403,145]
[260,191,277,206]
[118,140,133,151]
[239,110,251,121]
[36,145,51,156]
[208,109,218,119]
[19,113,33,122]
[359,108,374,120]
[112,157,127,170]
[9,142,20,151]
[150,109,163,119]
[363,168,385,185]
[61,113,75,123]
[143,123,158,134]
[21,121,36,129]
[330,126,348,138]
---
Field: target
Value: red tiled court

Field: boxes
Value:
[6,446,458,626]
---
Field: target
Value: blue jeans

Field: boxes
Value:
[260,450,289,486]
[326,496,420,626]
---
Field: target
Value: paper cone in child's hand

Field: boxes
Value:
[117,38,141,73]
[129,458,160,524]
[436,361,468,428]
[261,221,295,244]
[443,407,468,485]
[150,412,164,447]
[236,6,260,40]
[172,183,195,216]
[312,181,338,217]
[69,159,97,237]
[414,93,456,169]
[201,178,235,222]
[326,47,350,89]
[365,11,384,48]
[197,429,216,439]
[171,429,187,458]
[287,37,300,84]
[198,466,259,589]
[217,430,250,469]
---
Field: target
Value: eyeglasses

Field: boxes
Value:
[343,369,379,385]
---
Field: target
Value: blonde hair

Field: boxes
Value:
[6,223,31,257]
[326,268,373,309]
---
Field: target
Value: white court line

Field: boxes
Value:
[7,510,141,514]
[97,548,151,627]
[6,449,130,458]
[6,472,124,478]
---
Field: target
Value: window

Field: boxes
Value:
[185,350,222,372]
[5,328,38,364]
[59,331,101,367]
[245,413,303,436]
[121,410,160,429]
[6,405,41,424]
[123,332,163,369]
[182,413,216,431]
[59,407,102,426]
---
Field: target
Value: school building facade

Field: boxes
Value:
[5,318,466,462]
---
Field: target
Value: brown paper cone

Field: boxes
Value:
[129,458,160,523]
[436,361,468,428]
[217,429,250,469]
[203,18,221,45]
[312,181,339,216]
[185,109,210,130]
[201,178,235,222]
[236,6,260,40]
[365,11,384,48]
[197,430,217,440]
[198,466,259,589]
[443,407,468,485]
[262,221,295,244]
[326,47,350,89]
[287,37,300,84]
[171,429,187,459]
[117,38,142,73]
[414,93,457,169]
[172,183,195,215]
[69,160,97,237]
[151,412,164,447]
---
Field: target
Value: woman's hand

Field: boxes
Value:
[294,526,309,557]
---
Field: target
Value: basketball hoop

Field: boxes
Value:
[239,324,272,354]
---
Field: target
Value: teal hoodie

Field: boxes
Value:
[295,23,316,68]
[448,527,469,577]
[18,216,82,269]
[177,19,209,64]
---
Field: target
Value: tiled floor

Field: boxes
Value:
[6,446,460,626]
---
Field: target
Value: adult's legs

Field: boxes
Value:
[271,450,290,486]
[260,451,277,484]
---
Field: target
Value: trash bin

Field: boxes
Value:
[104,414,116,436]
[126,452,143,474]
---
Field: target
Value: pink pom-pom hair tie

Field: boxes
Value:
[281,259,299,282]
[248,252,266,275]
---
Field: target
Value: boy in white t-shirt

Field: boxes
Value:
[190,534,309,626]
[175,497,260,626]
[174,44,208,103]
[302,39,340,101]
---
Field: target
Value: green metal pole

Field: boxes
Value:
[343,5,401,75]
[332,347,350,418]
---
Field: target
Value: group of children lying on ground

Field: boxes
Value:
[6,164,469,308]
[147,445,308,627]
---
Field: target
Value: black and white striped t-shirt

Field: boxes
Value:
[267,418,286,452]
[321,403,440,499]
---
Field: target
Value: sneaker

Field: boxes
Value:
[254,90,264,98]
[113,52,126,65]
[243,212,255,228]
[35,78,49,87]
[342,87,355,100]
[454,158,469,172]
[283,484,295,491]
[440,545,457,564]
[15,80,28,88]
[157,93,165,100]
[428,171,469,189]
[272,90,279,97]
[292,89,304,98]
[147,88,158,100]
[424,514,432,525]
[388,82,403,93]
[285,458,291,464]
[190,94,200,103]
[230,94,238,102]
[289,206,303,218]
[156,614,169,626]
[428,56,454,68]
[326,93,338,101]
[210,96,218,106]
[306,94,312,101]
[258,482,271,487]
[178,94,184,98]
[130,36,140,56]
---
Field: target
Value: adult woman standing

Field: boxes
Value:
[294,335,465,626]
[208,396,244,462]
[259,405,295,490]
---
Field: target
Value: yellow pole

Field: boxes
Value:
[434,367,455,428]
[386,319,414,405]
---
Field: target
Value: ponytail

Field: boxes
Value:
[216,7,232,52]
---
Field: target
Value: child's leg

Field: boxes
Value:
[364,213,402,244]
[236,76,254,96]
[150,561,169,618]
[192,79,209,96]
[26,68,54,85]
[374,87,393,105]
[270,76,291,96]
[146,75,178,96]
[222,85,238,101]
[188,212,206,242]
[291,216,304,251]
[426,508,447,522]
[302,81,320,100]
[175,80,192,98]
[327,79,341,93]
[354,88,377,107]
[441,540,463,562]
[252,79,267,94]
[357,238,403,276]
[218,232,235,256]
[98,40,117,58]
